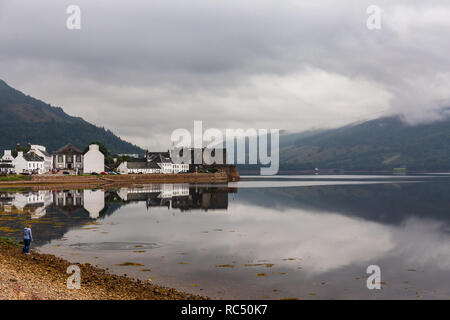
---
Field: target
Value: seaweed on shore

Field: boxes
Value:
[0,236,21,247]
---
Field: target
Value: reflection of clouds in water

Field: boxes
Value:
[29,182,450,298]
[70,241,160,251]
[218,203,396,275]
[43,189,450,279]
[223,205,450,275]
[63,201,394,275]
[391,218,450,270]
[121,202,450,276]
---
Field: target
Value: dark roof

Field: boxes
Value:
[127,161,161,169]
[146,151,172,163]
[24,153,44,162]
[53,144,83,155]
[126,192,161,201]
[30,147,51,157]
[147,151,170,157]
[40,150,51,157]
[0,163,14,168]
[172,148,227,165]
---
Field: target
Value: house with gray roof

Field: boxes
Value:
[29,144,52,173]
[0,159,14,174]
[117,158,162,174]
[117,150,189,174]
[0,150,15,174]
[52,143,84,171]
[14,151,45,174]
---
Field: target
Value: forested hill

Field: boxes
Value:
[0,80,144,154]
[280,114,450,171]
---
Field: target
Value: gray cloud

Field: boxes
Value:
[1,0,449,148]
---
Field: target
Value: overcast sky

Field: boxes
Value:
[1,0,449,149]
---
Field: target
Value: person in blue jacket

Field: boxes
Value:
[23,225,33,254]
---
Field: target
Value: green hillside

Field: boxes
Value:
[0,80,144,154]
[280,115,450,171]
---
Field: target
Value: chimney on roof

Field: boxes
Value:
[89,144,100,151]
[18,151,23,157]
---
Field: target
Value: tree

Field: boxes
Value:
[105,155,115,169]
[111,155,131,169]
[12,143,30,157]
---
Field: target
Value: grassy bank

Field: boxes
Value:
[0,175,31,182]
[0,242,206,300]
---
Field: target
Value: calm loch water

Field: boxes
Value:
[1,175,450,299]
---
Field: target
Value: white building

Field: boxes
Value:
[0,150,15,174]
[116,150,189,175]
[83,144,105,174]
[1,150,14,161]
[147,151,189,174]
[172,163,190,174]
[117,160,161,174]
[14,151,45,174]
[52,144,84,171]
[29,145,52,173]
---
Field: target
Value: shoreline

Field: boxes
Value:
[0,170,240,189]
[0,242,207,300]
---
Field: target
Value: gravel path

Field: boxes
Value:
[0,243,206,300]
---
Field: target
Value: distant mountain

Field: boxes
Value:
[0,80,144,154]
[280,115,450,171]
[279,129,325,148]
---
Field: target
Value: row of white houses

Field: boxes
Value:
[0,144,104,175]
[117,150,190,174]
[1,144,224,175]
[0,145,51,174]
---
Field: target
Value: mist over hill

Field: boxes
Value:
[279,114,450,171]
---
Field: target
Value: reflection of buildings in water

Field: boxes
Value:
[0,190,105,220]
[116,184,229,211]
[53,190,84,213]
[117,184,189,201]
[83,190,105,219]
[0,190,53,219]
[53,190,104,219]
[173,186,229,211]
[1,184,230,221]
[117,184,190,209]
